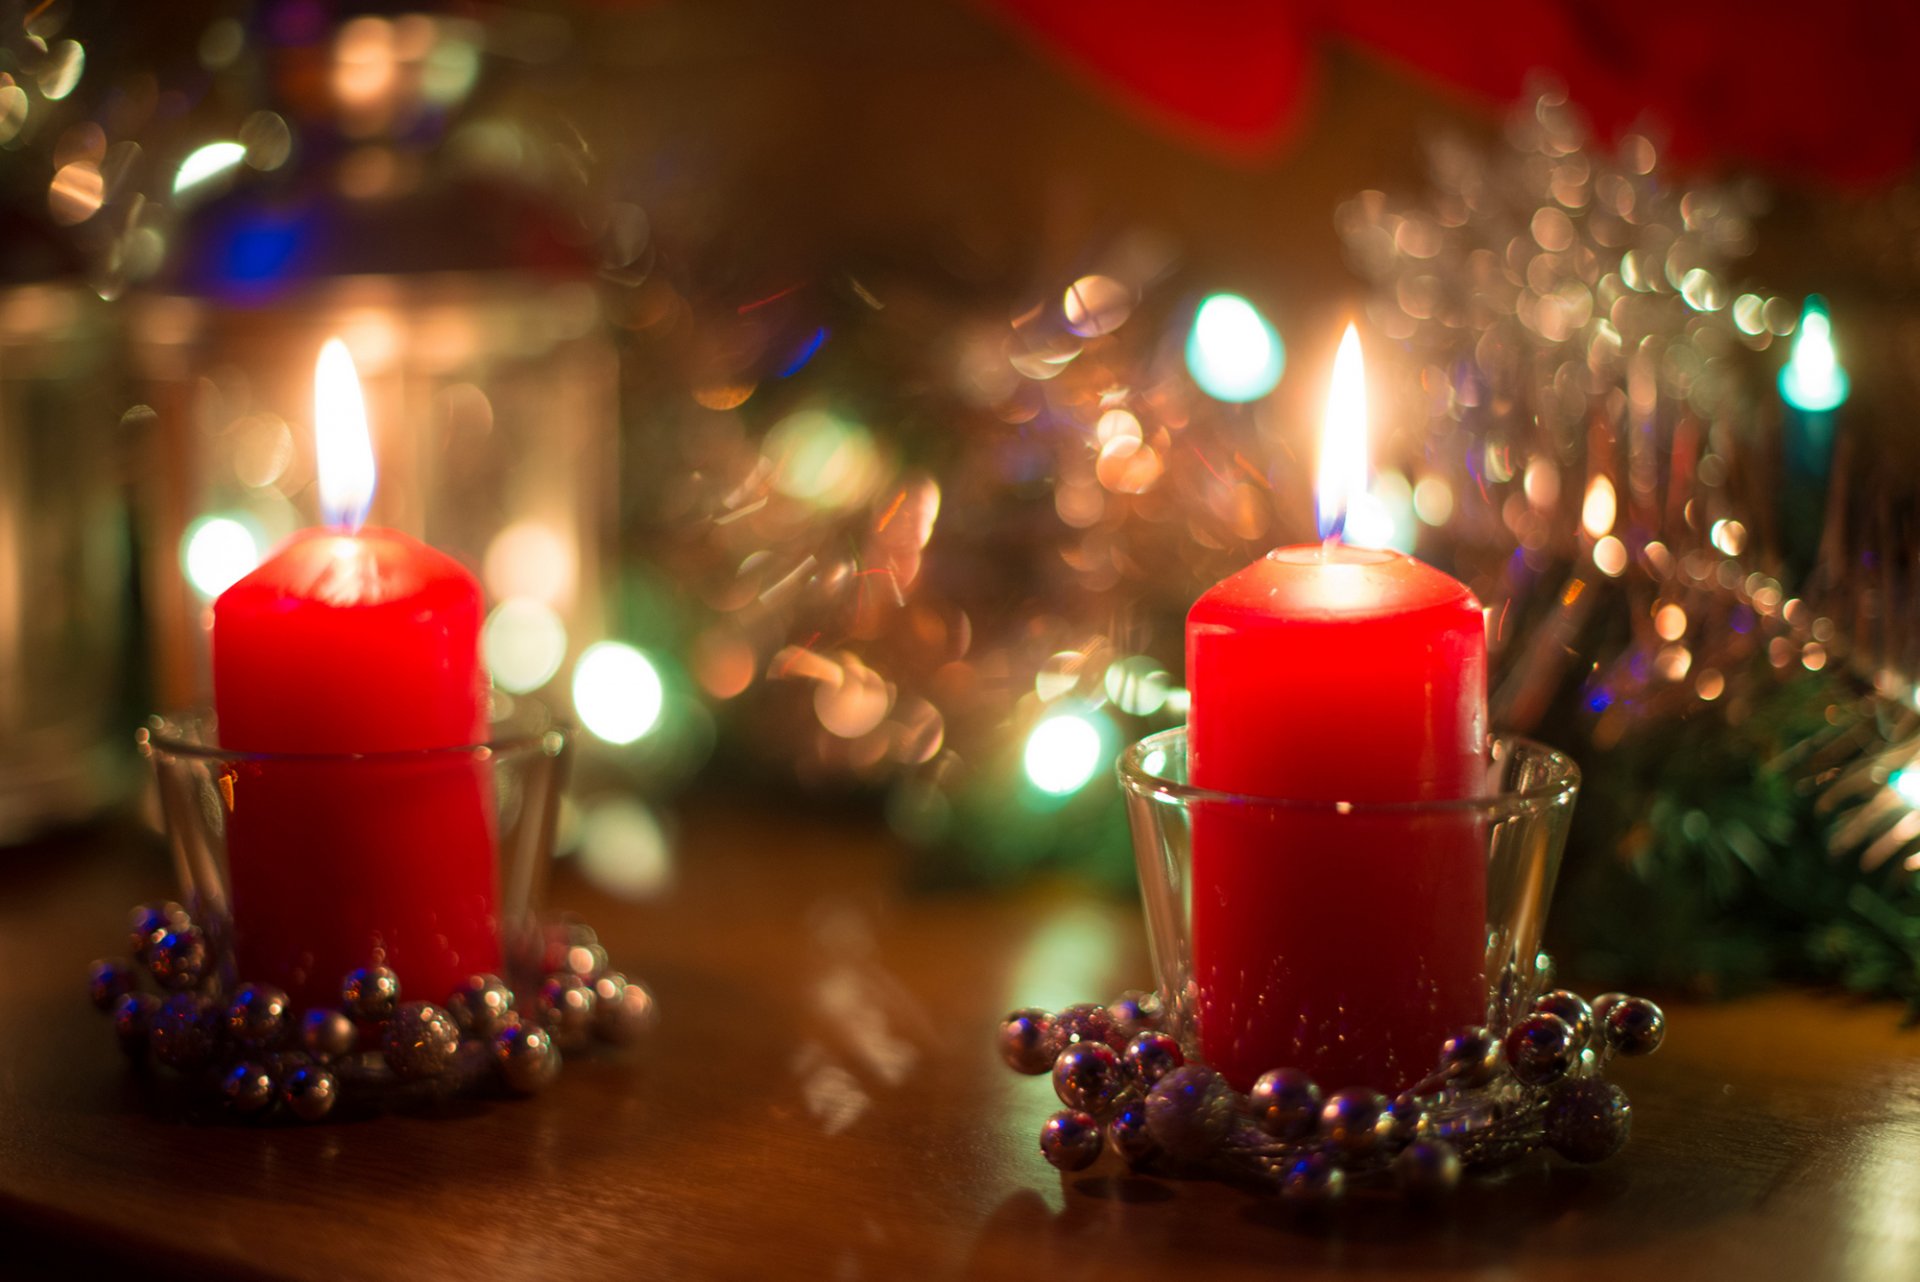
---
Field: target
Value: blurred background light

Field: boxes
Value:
[483,597,568,694]
[1023,709,1106,796]
[173,141,247,196]
[1185,293,1284,403]
[572,641,664,745]
[180,514,261,598]
[1779,296,1850,412]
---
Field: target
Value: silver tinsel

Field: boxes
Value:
[1603,997,1666,1056]
[1143,1064,1235,1160]
[1248,1067,1321,1141]
[340,966,402,1023]
[1544,1077,1632,1163]
[1039,1110,1103,1173]
[146,927,208,992]
[225,984,292,1052]
[92,900,654,1123]
[537,973,597,1049]
[381,1002,460,1081]
[222,1062,275,1116]
[590,974,659,1045]
[998,1009,1061,1076]
[1003,964,1665,1201]
[87,958,136,1012]
[1106,1104,1159,1169]
[494,1023,560,1095]
[447,974,515,1039]
[1121,1030,1183,1088]
[149,994,216,1070]
[299,1008,357,1062]
[1051,1042,1123,1115]
[281,1064,339,1122]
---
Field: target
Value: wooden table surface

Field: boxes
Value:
[2,800,1917,1282]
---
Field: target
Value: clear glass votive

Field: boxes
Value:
[1118,728,1580,1094]
[137,707,569,1013]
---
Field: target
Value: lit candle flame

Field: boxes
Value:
[315,338,376,531]
[1316,324,1369,543]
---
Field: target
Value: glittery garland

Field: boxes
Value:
[87,899,657,1122]
[999,958,1664,1203]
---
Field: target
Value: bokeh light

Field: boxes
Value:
[572,641,664,745]
[483,520,577,608]
[181,515,261,598]
[766,409,883,510]
[1581,475,1617,538]
[174,142,247,196]
[576,797,672,899]
[1893,767,1920,807]
[1062,275,1132,338]
[1023,709,1106,796]
[1779,297,1849,413]
[1593,534,1628,577]
[483,597,568,694]
[1185,293,1284,403]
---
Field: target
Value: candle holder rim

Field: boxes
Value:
[1117,726,1578,817]
[136,707,569,766]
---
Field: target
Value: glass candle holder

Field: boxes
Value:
[1119,728,1580,1094]
[137,707,569,1013]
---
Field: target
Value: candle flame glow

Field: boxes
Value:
[314,338,376,531]
[1316,324,1369,542]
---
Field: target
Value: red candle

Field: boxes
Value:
[212,340,498,1012]
[1184,325,1488,1093]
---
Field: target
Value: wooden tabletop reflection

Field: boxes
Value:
[1,802,1916,1281]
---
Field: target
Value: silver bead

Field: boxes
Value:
[998,1008,1062,1075]
[1591,991,1629,1026]
[128,901,189,962]
[1121,1030,1183,1088]
[1386,1092,1432,1150]
[1505,1012,1578,1086]
[146,926,208,992]
[299,1008,358,1062]
[1055,1002,1118,1049]
[1603,997,1665,1057]
[149,993,216,1070]
[1281,1151,1346,1205]
[112,991,160,1059]
[537,973,597,1049]
[591,974,659,1045]
[1533,989,1595,1046]
[1249,1067,1322,1140]
[1039,1110,1103,1172]
[221,1062,275,1116]
[1144,1064,1234,1159]
[1106,1104,1159,1168]
[1319,1088,1392,1156]
[88,957,137,1012]
[281,1064,338,1122]
[341,966,402,1023]
[1438,1026,1503,1087]
[1394,1138,1462,1199]
[494,1023,560,1094]
[446,974,515,1039]
[225,983,291,1051]
[1052,1042,1123,1115]
[1107,990,1161,1042]
[381,1001,460,1080]
[1545,1078,1632,1162]
[563,940,610,982]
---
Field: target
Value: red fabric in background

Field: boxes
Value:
[981,0,1920,184]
